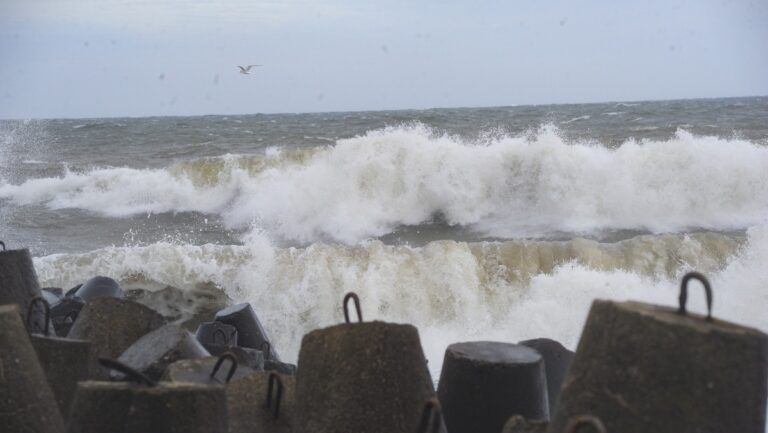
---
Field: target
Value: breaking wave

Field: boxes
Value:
[3,124,768,244]
[34,228,766,375]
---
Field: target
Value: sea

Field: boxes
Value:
[1,96,767,379]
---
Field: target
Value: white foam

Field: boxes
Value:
[33,227,767,379]
[4,125,768,244]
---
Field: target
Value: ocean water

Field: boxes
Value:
[2,97,768,380]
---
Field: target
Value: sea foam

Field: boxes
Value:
[3,124,768,244]
[33,227,766,378]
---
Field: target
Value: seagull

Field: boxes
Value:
[238,65,262,74]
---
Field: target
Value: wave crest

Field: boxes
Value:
[3,124,768,243]
[32,228,764,371]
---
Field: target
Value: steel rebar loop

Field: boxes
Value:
[261,340,272,361]
[416,398,443,433]
[265,372,284,420]
[26,296,51,336]
[678,271,713,321]
[343,292,363,324]
[210,352,239,384]
[212,328,230,345]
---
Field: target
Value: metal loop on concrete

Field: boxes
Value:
[211,352,238,384]
[343,292,363,324]
[98,358,157,386]
[213,328,234,345]
[565,415,607,433]
[265,372,284,420]
[26,296,50,336]
[416,398,443,433]
[0,240,5,251]
[678,271,713,321]
[261,341,272,361]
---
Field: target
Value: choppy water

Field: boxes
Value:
[2,96,767,378]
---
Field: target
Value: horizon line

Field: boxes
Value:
[1,93,765,122]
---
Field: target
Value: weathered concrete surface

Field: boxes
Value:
[67,381,227,433]
[203,344,265,370]
[215,303,279,360]
[162,356,256,385]
[30,333,90,422]
[437,341,549,433]
[295,321,435,433]
[0,246,44,324]
[227,372,296,433]
[68,297,166,379]
[0,304,64,433]
[50,296,85,337]
[549,299,768,433]
[73,276,124,301]
[116,324,210,381]
[196,321,238,347]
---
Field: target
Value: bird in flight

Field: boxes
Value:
[238,65,262,74]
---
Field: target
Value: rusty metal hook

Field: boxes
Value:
[678,271,713,321]
[565,415,607,433]
[26,296,50,336]
[261,341,272,361]
[98,358,156,386]
[343,292,363,324]
[210,352,238,384]
[416,398,443,433]
[265,372,284,420]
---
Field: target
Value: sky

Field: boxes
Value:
[1,0,766,119]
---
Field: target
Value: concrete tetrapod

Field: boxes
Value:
[518,338,574,414]
[0,241,45,325]
[215,302,280,360]
[549,272,768,433]
[0,304,64,433]
[26,297,90,423]
[67,358,228,433]
[196,321,239,347]
[164,352,294,433]
[50,296,85,337]
[437,341,549,433]
[295,292,436,433]
[227,370,296,433]
[162,353,257,384]
[197,322,267,369]
[72,276,124,301]
[67,297,166,379]
[262,341,297,375]
[204,344,266,370]
[115,324,210,381]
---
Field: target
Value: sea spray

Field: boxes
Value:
[33,228,764,379]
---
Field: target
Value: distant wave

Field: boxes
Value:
[3,124,768,244]
[562,115,591,124]
[33,227,768,372]
[72,121,126,130]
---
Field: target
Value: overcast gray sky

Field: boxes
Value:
[1,0,766,119]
